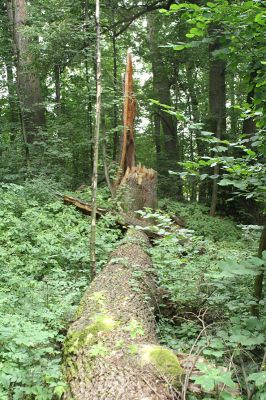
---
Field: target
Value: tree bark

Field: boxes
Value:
[242,67,257,137]
[84,0,93,174]
[112,29,119,161]
[6,61,19,141]
[7,0,45,144]
[120,51,136,175]
[54,64,61,116]
[64,230,182,400]
[102,117,115,197]
[119,166,157,211]
[208,24,226,217]
[251,225,266,318]
[90,0,102,278]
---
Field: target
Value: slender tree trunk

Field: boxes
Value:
[84,0,93,174]
[208,24,226,216]
[251,225,266,318]
[90,0,101,279]
[112,30,119,161]
[8,0,45,145]
[153,111,161,165]
[6,61,19,141]
[242,67,257,136]
[102,116,114,197]
[210,116,222,216]
[54,64,61,116]
[229,74,238,136]
[186,62,199,201]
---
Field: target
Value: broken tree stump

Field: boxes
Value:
[120,51,136,175]
[63,230,183,399]
[119,165,158,211]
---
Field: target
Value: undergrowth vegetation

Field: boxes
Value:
[0,181,120,400]
[153,201,266,399]
[0,182,265,399]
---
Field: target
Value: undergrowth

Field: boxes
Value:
[0,180,120,400]
[1,183,265,399]
[151,200,266,399]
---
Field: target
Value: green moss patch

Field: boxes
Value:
[65,314,118,356]
[140,345,183,380]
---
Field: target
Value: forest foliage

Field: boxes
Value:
[0,0,265,399]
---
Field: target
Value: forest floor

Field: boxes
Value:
[0,179,265,400]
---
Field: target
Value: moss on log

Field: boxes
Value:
[63,230,182,399]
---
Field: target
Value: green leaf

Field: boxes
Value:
[193,375,215,391]
[218,178,234,186]
[173,45,186,51]
[170,3,200,11]
[247,371,266,386]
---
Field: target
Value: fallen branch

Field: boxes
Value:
[56,193,107,217]
[56,193,179,239]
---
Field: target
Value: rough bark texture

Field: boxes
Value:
[120,51,136,175]
[8,0,45,144]
[208,24,226,217]
[64,230,182,399]
[251,225,266,317]
[90,0,102,278]
[119,165,158,211]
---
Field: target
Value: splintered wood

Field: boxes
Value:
[119,164,157,211]
[120,51,136,175]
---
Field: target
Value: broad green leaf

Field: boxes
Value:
[247,371,266,386]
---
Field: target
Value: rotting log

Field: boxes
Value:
[63,229,183,399]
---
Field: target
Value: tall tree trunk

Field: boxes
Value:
[208,24,226,216]
[112,30,119,161]
[251,225,266,318]
[102,116,114,197]
[147,12,182,198]
[242,67,257,136]
[54,64,61,116]
[153,111,161,165]
[84,0,93,174]
[90,0,101,279]
[120,51,136,175]
[186,62,200,202]
[7,0,45,145]
[6,61,19,141]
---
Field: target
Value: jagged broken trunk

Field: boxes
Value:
[119,165,158,211]
[64,230,182,399]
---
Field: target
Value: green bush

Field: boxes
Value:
[159,199,242,242]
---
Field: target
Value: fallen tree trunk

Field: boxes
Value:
[63,229,183,399]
